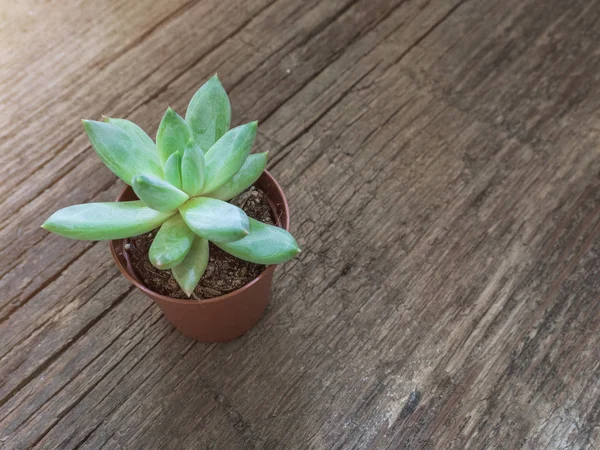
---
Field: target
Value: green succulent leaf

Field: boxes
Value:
[215,218,300,264]
[102,117,156,154]
[185,75,231,153]
[201,122,258,194]
[205,152,268,201]
[164,152,183,189]
[156,107,191,165]
[172,236,209,297]
[149,214,195,270]
[82,120,163,184]
[181,138,205,196]
[179,197,249,242]
[132,174,189,212]
[41,201,173,240]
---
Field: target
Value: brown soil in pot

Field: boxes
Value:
[126,186,275,300]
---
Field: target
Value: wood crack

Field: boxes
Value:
[3,284,150,429]
[0,286,135,411]
[0,243,97,325]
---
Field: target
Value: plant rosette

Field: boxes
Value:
[43,75,300,342]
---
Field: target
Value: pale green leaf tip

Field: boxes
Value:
[81,119,93,135]
[41,217,59,233]
[81,119,101,134]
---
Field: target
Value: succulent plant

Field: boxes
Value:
[42,75,300,296]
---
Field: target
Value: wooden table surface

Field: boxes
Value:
[2,0,600,448]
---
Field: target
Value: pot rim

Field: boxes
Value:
[109,169,289,306]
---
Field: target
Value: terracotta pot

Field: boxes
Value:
[109,170,290,342]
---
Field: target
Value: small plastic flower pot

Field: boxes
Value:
[109,170,290,342]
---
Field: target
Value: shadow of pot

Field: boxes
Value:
[109,170,290,342]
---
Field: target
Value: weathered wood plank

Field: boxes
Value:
[1,0,600,448]
[1,0,442,444]
[0,0,467,446]
[72,69,599,448]
[403,0,600,144]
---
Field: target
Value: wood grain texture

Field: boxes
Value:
[1,0,599,448]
